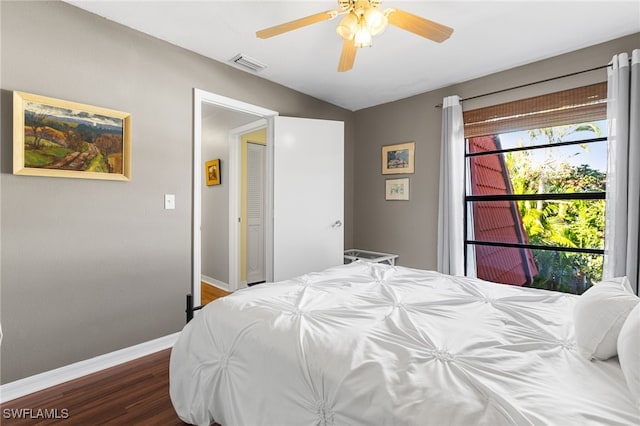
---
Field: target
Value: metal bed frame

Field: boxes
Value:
[185,294,204,323]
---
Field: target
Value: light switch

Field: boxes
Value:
[164,194,175,210]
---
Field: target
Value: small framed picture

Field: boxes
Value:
[386,178,409,201]
[382,141,414,175]
[205,158,220,186]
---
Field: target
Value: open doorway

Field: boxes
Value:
[193,89,345,310]
[192,89,277,306]
[227,120,270,290]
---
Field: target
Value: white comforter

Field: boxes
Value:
[170,262,639,426]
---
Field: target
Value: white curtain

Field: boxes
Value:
[437,95,465,275]
[604,49,640,294]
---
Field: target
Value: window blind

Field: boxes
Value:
[463,82,607,138]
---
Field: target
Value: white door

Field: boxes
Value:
[246,142,266,284]
[272,116,344,281]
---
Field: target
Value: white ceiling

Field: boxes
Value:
[66,1,639,111]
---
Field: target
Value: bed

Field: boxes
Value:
[170,261,640,425]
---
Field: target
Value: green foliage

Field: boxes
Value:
[87,154,108,173]
[503,123,606,294]
[44,146,73,158]
[573,123,602,136]
[24,142,72,167]
[24,150,53,167]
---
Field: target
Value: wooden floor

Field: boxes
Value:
[1,349,187,425]
[0,284,230,425]
[201,282,230,304]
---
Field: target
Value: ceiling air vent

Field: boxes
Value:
[229,54,267,73]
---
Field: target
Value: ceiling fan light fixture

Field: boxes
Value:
[353,19,372,48]
[338,0,352,11]
[336,12,358,40]
[364,7,387,35]
[256,0,454,72]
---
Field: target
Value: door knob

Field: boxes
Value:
[332,220,343,228]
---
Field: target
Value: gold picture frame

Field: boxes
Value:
[205,158,221,186]
[382,141,415,175]
[13,91,131,181]
[386,178,410,200]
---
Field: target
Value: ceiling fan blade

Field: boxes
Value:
[338,40,357,72]
[386,9,453,43]
[256,10,337,39]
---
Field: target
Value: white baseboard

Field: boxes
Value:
[201,275,230,292]
[0,332,179,404]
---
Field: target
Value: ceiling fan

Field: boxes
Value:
[256,0,453,72]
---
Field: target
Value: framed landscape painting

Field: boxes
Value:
[13,91,131,181]
[382,141,415,175]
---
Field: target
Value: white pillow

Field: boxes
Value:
[573,277,639,360]
[618,303,640,409]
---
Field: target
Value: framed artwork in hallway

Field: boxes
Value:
[205,158,221,186]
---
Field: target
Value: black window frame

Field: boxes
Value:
[463,134,607,282]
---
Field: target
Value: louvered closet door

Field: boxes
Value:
[246,142,266,284]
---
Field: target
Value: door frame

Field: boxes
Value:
[192,88,277,306]
[227,120,271,292]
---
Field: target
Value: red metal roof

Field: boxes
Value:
[468,135,538,286]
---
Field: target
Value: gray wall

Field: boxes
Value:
[201,113,230,284]
[353,33,639,270]
[0,1,354,383]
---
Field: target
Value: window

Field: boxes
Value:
[463,83,608,295]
